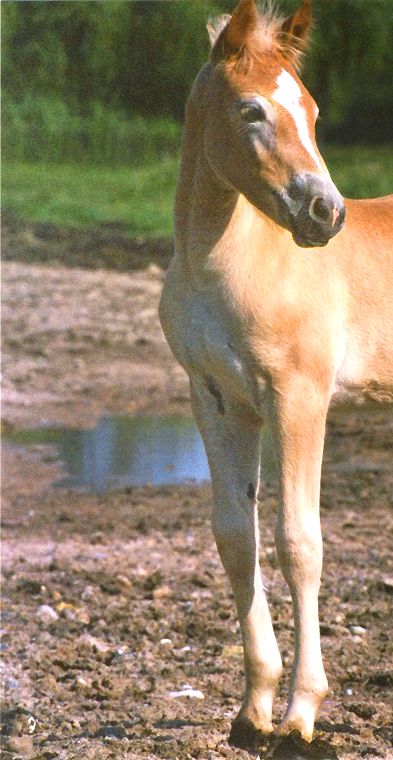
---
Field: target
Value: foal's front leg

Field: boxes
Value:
[191,380,282,747]
[271,374,330,741]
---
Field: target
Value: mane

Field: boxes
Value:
[210,1,306,73]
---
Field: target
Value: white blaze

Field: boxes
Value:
[272,69,323,171]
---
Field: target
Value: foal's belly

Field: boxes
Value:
[333,332,393,405]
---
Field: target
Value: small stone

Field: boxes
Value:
[4,677,19,689]
[95,724,126,739]
[169,687,204,699]
[112,645,134,662]
[116,574,132,589]
[74,607,90,624]
[159,638,172,647]
[90,531,104,544]
[81,584,98,601]
[56,602,89,624]
[348,702,373,720]
[79,634,111,653]
[152,585,171,599]
[349,625,366,635]
[75,675,91,693]
[345,688,353,695]
[59,717,81,734]
[6,735,34,757]
[37,604,59,622]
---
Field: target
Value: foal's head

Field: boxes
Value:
[202,0,345,248]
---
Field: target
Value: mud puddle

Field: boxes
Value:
[5,408,391,494]
[5,414,211,491]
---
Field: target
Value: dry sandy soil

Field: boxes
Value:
[1,220,393,760]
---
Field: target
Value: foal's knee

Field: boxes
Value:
[213,507,256,580]
[275,517,323,588]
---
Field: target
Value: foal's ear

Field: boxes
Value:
[279,0,313,69]
[209,0,259,63]
[207,14,232,48]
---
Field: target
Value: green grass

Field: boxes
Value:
[2,157,179,238]
[324,145,393,199]
[2,146,393,239]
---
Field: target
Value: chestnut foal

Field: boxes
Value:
[160,0,393,747]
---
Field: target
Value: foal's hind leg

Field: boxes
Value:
[270,373,330,742]
[191,379,282,748]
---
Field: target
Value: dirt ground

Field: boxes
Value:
[1,219,393,760]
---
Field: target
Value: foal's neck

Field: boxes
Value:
[175,150,278,286]
[174,84,284,289]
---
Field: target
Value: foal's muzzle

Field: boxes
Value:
[284,174,346,248]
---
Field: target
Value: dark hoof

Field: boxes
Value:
[229,716,271,751]
[272,731,338,760]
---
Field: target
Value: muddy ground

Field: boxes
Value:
[1,219,393,760]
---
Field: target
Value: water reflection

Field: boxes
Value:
[8,415,211,491]
[7,413,281,492]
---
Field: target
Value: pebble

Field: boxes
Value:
[349,625,367,635]
[56,602,90,624]
[95,724,126,739]
[169,687,204,699]
[79,633,111,653]
[5,735,34,757]
[116,574,132,589]
[112,645,134,662]
[152,585,171,599]
[81,584,98,601]
[75,675,91,693]
[159,638,172,647]
[36,604,59,622]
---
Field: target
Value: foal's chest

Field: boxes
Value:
[160,271,268,414]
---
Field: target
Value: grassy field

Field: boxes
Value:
[3,146,393,239]
[2,157,179,238]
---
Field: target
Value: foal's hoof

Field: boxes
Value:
[229,715,272,750]
[272,731,338,759]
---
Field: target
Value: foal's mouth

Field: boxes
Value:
[292,233,330,248]
[273,173,346,249]
[291,206,346,249]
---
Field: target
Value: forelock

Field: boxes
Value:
[212,1,305,73]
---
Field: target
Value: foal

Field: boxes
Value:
[160,0,393,747]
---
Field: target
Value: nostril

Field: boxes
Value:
[309,196,331,224]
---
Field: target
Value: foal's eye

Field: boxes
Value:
[239,103,266,123]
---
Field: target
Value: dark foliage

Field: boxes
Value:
[2,0,393,142]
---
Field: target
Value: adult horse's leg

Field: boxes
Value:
[271,373,330,741]
[190,379,282,747]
